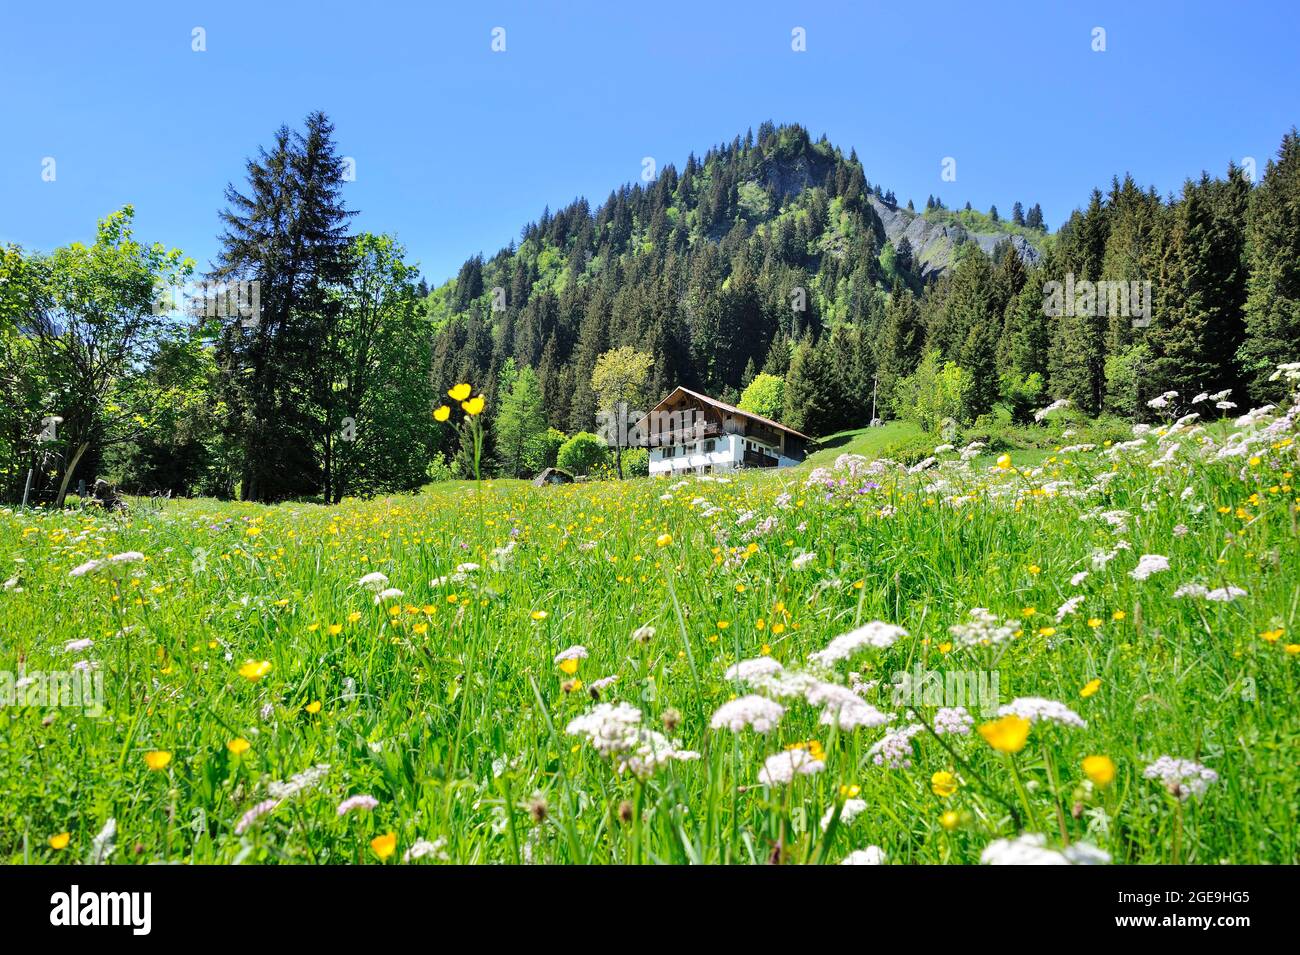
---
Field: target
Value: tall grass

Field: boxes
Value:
[1,392,1297,864]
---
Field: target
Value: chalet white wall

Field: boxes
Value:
[649,434,799,475]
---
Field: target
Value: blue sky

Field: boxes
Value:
[2,0,1297,284]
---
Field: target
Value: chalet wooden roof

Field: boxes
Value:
[636,386,811,441]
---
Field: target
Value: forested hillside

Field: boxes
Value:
[424,120,1299,450]
[423,121,1051,442]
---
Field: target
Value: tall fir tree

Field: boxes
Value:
[214,112,355,502]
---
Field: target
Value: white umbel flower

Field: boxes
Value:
[357,571,389,591]
[997,697,1086,728]
[724,657,783,683]
[553,645,589,664]
[840,846,886,865]
[809,621,907,667]
[981,833,1110,865]
[757,748,824,785]
[709,695,785,733]
[1055,595,1086,621]
[948,608,1017,649]
[1143,756,1218,800]
[70,551,144,579]
[1130,554,1170,581]
[821,798,867,831]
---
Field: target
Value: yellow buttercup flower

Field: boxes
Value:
[448,383,471,402]
[143,750,172,771]
[239,659,272,682]
[227,738,251,755]
[461,395,485,416]
[931,771,959,797]
[1082,755,1116,787]
[371,832,397,860]
[978,715,1030,754]
[49,832,70,850]
[559,658,579,675]
[531,610,548,621]
[1080,678,1101,698]
[656,533,673,547]
[433,405,451,422]
[939,810,960,831]
[996,454,1012,470]
[305,700,322,714]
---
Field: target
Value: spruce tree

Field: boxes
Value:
[214,112,355,502]
[1239,129,1300,399]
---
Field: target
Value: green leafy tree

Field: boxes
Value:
[22,207,193,506]
[894,351,971,432]
[556,431,609,476]
[738,372,785,420]
[326,232,426,501]
[591,346,652,479]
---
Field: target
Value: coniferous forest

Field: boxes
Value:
[3,118,1299,503]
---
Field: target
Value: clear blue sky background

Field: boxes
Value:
[2,0,1297,284]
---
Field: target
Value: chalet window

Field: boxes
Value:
[703,439,715,453]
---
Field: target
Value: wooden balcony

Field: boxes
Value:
[743,449,779,468]
[642,422,722,446]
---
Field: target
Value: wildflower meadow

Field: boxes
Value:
[3,370,1298,866]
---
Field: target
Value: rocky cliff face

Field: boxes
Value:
[868,195,1042,279]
